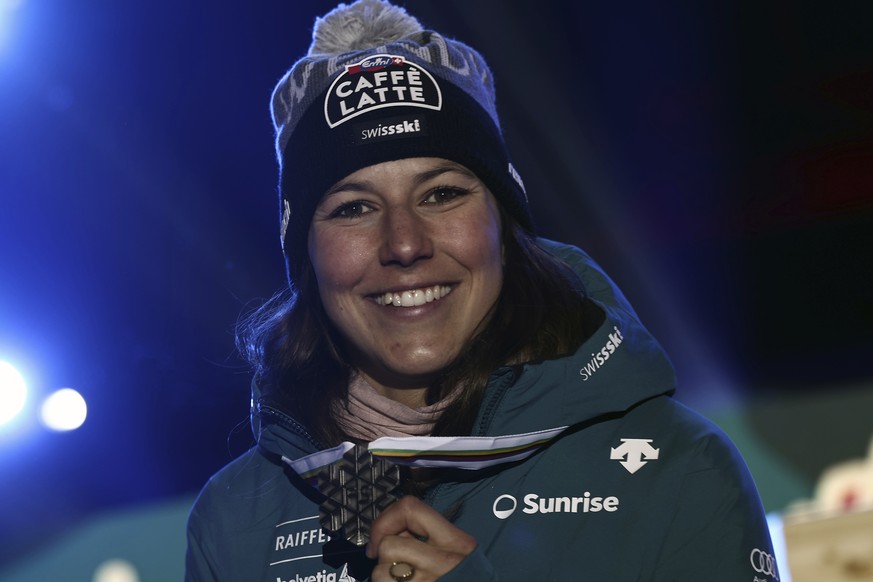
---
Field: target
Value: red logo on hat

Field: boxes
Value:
[347,56,405,75]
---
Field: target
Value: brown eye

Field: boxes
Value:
[423,186,468,205]
[329,201,372,219]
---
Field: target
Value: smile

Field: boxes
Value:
[374,285,453,307]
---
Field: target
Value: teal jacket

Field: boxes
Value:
[186,240,777,582]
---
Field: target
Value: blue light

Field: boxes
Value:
[0,0,24,55]
[0,359,27,426]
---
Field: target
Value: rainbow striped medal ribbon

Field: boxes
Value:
[282,426,567,546]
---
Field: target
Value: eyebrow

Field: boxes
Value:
[322,162,476,199]
[414,163,476,186]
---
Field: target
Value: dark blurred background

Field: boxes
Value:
[1,0,871,578]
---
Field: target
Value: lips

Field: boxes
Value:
[374,284,453,307]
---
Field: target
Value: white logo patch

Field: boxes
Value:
[750,548,779,580]
[492,492,620,519]
[579,326,624,381]
[324,55,442,128]
[610,438,659,474]
[492,494,518,519]
[274,564,356,582]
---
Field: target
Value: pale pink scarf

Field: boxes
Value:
[335,373,457,440]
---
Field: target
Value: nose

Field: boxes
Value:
[378,205,433,267]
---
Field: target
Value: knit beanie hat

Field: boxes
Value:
[271,0,532,284]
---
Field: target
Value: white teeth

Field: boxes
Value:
[376,285,452,307]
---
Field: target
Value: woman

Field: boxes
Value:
[186,1,776,581]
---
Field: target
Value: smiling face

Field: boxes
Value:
[308,157,504,406]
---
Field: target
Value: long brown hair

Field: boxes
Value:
[237,213,603,447]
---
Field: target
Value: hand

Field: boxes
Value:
[367,496,477,581]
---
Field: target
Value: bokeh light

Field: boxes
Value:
[93,559,140,582]
[0,360,27,426]
[40,387,87,431]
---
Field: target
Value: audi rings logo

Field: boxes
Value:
[750,548,779,580]
[492,494,517,520]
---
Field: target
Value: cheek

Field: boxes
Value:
[309,228,371,292]
[446,207,504,275]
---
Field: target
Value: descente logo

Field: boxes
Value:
[492,492,620,520]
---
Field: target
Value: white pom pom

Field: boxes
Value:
[309,0,424,56]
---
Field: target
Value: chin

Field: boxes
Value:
[371,353,458,387]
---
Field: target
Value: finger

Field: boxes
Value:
[369,496,474,554]
[367,497,426,557]
[376,533,467,575]
[371,560,438,582]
